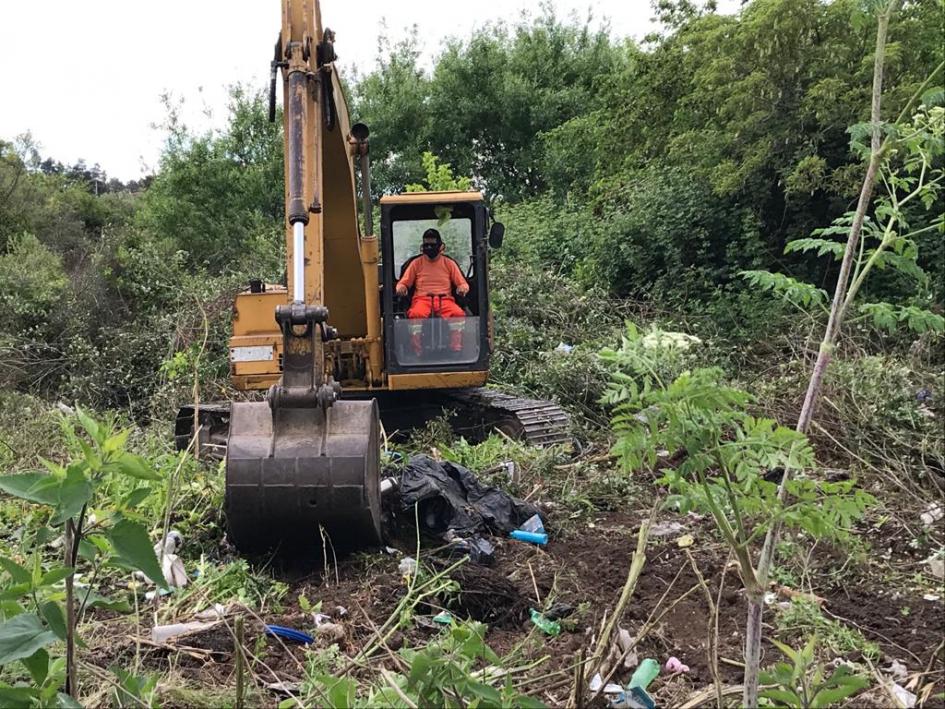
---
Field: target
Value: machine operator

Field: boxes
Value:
[395,228,469,353]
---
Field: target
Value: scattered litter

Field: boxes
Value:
[884,660,909,682]
[588,673,624,695]
[522,514,545,534]
[144,588,173,602]
[665,656,690,673]
[922,593,940,601]
[384,546,401,556]
[155,531,189,588]
[510,529,548,545]
[554,342,574,354]
[626,660,659,709]
[588,673,626,705]
[433,611,454,625]
[617,627,638,668]
[151,621,218,644]
[891,683,917,708]
[650,521,685,538]
[447,535,496,565]
[920,503,943,527]
[544,602,575,621]
[627,686,656,709]
[313,612,333,626]
[777,585,826,606]
[194,603,230,621]
[529,608,561,636]
[265,681,301,696]
[380,477,399,496]
[675,533,694,548]
[763,591,778,605]
[314,622,345,641]
[925,556,944,580]
[264,625,314,645]
[399,455,542,536]
[629,658,659,689]
[334,605,348,617]
[398,556,418,578]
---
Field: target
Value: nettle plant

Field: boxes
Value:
[0,409,166,705]
[742,102,944,334]
[600,324,873,686]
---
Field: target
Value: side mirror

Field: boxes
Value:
[488,222,505,249]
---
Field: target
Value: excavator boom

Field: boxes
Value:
[224,0,382,553]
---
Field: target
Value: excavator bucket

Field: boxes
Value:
[225,399,382,553]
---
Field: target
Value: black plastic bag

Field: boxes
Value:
[399,455,541,536]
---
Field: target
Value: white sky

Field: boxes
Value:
[0,1,732,181]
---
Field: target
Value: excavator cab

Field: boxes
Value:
[381,194,495,371]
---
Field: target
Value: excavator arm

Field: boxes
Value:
[223,0,383,553]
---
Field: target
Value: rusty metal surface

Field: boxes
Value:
[225,399,381,552]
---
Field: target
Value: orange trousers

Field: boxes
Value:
[407,295,465,352]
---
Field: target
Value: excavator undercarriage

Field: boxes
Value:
[175,391,571,463]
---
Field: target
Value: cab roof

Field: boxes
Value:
[379,190,483,205]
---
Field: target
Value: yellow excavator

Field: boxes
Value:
[176,0,569,552]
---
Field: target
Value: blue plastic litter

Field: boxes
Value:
[510,530,548,545]
[264,624,314,644]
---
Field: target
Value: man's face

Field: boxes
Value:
[422,238,440,259]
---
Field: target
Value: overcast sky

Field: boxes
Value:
[0,1,732,181]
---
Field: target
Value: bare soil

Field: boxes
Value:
[86,504,945,707]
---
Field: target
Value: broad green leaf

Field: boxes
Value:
[0,473,59,506]
[121,488,151,510]
[112,454,161,482]
[41,601,67,641]
[73,407,101,444]
[770,638,801,664]
[50,466,93,526]
[0,583,31,601]
[20,648,49,684]
[57,692,84,709]
[761,688,803,706]
[80,591,131,614]
[108,520,166,588]
[466,681,502,704]
[0,613,58,664]
[0,685,39,709]
[0,556,31,585]
[811,676,868,708]
[103,428,131,455]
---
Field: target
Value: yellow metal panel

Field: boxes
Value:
[387,371,488,390]
[323,68,369,338]
[232,291,286,336]
[380,191,483,205]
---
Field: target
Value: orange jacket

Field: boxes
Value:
[397,254,468,296]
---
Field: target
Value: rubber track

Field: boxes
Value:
[447,388,572,448]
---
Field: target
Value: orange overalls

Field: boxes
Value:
[397,254,468,352]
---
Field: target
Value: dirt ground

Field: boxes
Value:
[86,502,945,707]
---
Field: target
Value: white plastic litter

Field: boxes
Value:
[151,621,218,644]
[194,603,229,621]
[885,660,908,683]
[398,556,418,577]
[891,683,917,708]
[155,531,189,588]
[650,521,685,537]
[920,503,943,527]
[926,556,944,580]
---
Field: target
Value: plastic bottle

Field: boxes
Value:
[628,658,659,689]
